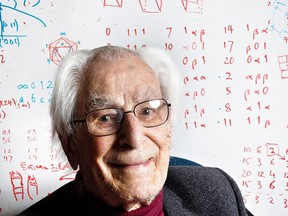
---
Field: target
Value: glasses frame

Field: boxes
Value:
[72,99,171,137]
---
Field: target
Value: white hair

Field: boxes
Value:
[136,47,181,119]
[50,46,181,140]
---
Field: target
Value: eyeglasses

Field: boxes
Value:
[72,99,171,137]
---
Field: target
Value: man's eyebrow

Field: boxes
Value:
[86,88,161,110]
[132,88,161,102]
[86,95,115,110]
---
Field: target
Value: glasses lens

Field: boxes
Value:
[84,99,169,136]
[86,108,123,136]
[134,99,169,128]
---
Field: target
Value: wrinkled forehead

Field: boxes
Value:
[84,53,159,90]
[77,53,161,112]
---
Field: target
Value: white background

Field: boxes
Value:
[0,0,288,215]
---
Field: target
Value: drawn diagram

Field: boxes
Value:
[48,37,78,65]
[27,175,38,200]
[278,55,288,78]
[103,0,123,8]
[0,1,46,48]
[103,0,163,13]
[9,171,39,201]
[181,0,203,13]
[139,0,162,13]
[268,0,288,37]
[9,171,24,201]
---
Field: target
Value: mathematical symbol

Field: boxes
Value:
[246,106,252,111]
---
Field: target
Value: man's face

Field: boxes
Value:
[72,54,172,210]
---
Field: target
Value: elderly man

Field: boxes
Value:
[19,46,252,215]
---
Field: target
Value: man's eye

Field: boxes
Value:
[140,108,155,115]
[98,115,113,123]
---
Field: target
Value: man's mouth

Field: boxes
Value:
[108,157,153,169]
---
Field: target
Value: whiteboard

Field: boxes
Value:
[1,0,288,215]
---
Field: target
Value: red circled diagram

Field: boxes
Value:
[48,37,78,65]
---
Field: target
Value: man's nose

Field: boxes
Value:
[118,112,144,148]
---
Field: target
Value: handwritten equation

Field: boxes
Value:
[0,0,46,48]
[1,126,75,202]
[242,142,288,208]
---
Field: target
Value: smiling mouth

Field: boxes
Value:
[109,157,153,169]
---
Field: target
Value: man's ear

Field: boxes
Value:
[59,134,79,170]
